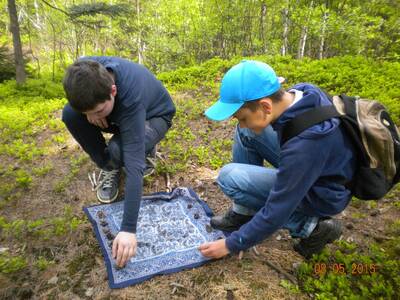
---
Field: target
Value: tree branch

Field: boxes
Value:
[39,0,69,16]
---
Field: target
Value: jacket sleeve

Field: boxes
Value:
[225,136,330,253]
[118,103,146,233]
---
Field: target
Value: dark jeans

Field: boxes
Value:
[62,103,172,170]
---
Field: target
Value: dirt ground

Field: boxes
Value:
[1,92,399,299]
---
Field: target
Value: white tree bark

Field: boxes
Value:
[319,10,328,59]
[137,0,144,64]
[281,3,289,56]
[297,0,314,59]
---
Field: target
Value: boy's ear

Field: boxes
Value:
[259,98,272,114]
[111,84,117,97]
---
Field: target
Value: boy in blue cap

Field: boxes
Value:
[199,60,356,259]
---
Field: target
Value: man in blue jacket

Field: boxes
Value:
[62,57,175,267]
[199,60,356,259]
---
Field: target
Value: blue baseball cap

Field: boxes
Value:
[205,60,281,121]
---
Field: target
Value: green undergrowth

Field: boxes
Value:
[0,206,83,243]
[0,78,66,203]
[159,55,400,123]
[53,153,88,193]
[158,55,400,177]
[157,91,234,174]
[0,252,27,274]
[0,205,84,276]
[297,220,400,299]
[0,79,65,146]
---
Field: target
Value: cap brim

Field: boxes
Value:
[205,100,244,121]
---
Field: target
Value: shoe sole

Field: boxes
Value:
[210,218,243,233]
[143,168,155,178]
[97,190,119,204]
[210,223,240,233]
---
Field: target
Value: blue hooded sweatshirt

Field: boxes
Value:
[81,56,175,233]
[225,83,357,253]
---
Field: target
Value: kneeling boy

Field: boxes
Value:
[199,60,356,259]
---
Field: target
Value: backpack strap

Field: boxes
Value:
[280,105,342,145]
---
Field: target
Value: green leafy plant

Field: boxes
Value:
[15,169,32,188]
[0,252,27,274]
[36,256,54,271]
[297,233,400,299]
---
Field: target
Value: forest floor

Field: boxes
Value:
[0,87,399,299]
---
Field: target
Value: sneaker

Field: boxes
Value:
[293,218,342,259]
[144,146,157,178]
[89,169,120,204]
[210,208,253,232]
[144,157,156,178]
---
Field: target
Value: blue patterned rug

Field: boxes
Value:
[84,187,225,288]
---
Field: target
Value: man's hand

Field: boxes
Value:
[87,114,108,129]
[112,232,137,268]
[199,239,230,259]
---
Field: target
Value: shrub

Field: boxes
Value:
[297,239,400,299]
[0,253,27,274]
[0,46,15,83]
[159,55,400,123]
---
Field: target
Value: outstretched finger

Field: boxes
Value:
[198,243,210,250]
[116,244,125,266]
[112,239,118,259]
[120,247,130,267]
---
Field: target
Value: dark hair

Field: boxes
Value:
[63,60,114,112]
[242,88,285,112]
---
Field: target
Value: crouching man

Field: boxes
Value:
[199,60,356,259]
[62,56,175,267]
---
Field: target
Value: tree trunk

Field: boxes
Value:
[243,3,253,55]
[319,10,328,59]
[136,0,144,64]
[297,26,308,59]
[26,16,40,77]
[74,26,80,60]
[7,0,26,84]
[297,0,314,59]
[48,19,56,81]
[259,1,267,53]
[281,5,289,56]
[33,0,41,28]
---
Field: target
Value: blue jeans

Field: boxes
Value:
[62,103,172,170]
[217,125,318,238]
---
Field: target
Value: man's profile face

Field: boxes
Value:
[234,101,272,134]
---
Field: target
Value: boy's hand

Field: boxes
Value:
[87,114,108,129]
[112,232,137,268]
[199,239,230,259]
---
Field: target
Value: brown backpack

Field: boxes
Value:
[281,94,400,200]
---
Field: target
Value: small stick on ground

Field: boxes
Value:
[170,282,185,289]
[156,152,171,192]
[251,247,297,285]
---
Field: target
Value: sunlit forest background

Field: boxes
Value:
[1,0,399,79]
